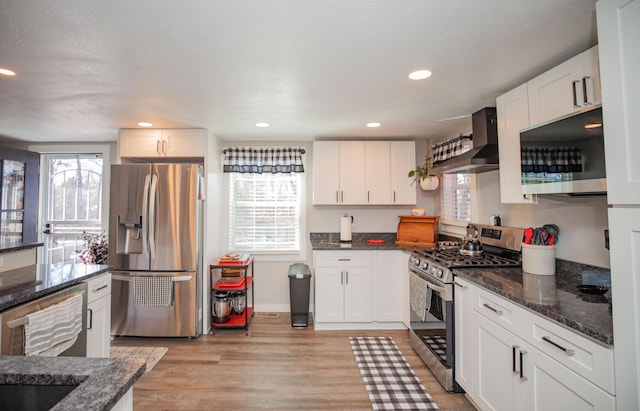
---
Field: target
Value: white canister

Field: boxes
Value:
[521,243,556,275]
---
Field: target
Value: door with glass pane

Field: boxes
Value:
[42,154,104,264]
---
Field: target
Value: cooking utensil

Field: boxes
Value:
[543,224,559,245]
[524,227,533,244]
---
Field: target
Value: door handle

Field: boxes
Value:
[572,80,582,108]
[519,350,528,381]
[42,223,51,234]
[542,336,575,355]
[483,303,503,315]
[512,345,519,373]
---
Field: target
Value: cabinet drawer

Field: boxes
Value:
[314,252,372,268]
[522,310,615,395]
[473,286,522,335]
[85,273,112,303]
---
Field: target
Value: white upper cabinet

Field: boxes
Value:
[313,140,416,205]
[389,141,417,205]
[527,45,601,126]
[365,141,392,204]
[497,83,536,204]
[119,128,207,159]
[313,141,366,205]
[598,0,640,205]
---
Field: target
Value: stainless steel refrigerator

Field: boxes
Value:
[109,163,203,337]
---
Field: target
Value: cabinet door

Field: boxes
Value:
[314,266,345,323]
[608,207,640,410]
[523,345,615,411]
[87,294,111,358]
[373,251,403,322]
[475,311,524,411]
[339,141,367,204]
[344,266,373,322]
[365,141,391,204]
[312,141,341,204]
[598,0,640,205]
[118,129,163,158]
[497,84,536,204]
[390,141,416,205]
[454,278,475,393]
[162,129,207,157]
[527,52,585,126]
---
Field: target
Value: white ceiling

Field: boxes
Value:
[0,0,598,144]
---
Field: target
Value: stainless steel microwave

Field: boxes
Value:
[519,105,606,196]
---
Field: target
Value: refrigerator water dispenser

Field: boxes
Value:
[118,213,142,254]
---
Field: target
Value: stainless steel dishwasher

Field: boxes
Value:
[0,282,88,356]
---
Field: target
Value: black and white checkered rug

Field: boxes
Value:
[350,336,439,410]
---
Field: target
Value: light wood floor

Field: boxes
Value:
[111,313,477,410]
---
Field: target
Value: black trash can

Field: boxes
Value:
[288,263,312,328]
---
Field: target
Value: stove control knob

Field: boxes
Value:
[437,269,444,278]
[421,262,428,270]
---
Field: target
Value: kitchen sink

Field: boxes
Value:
[0,382,80,411]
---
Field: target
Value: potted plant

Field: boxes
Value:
[408,152,439,191]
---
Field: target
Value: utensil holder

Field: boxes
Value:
[521,243,556,275]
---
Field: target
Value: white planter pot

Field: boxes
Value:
[419,176,439,191]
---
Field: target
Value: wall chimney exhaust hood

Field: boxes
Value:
[430,107,498,175]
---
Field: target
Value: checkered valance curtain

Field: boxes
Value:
[223,147,305,173]
[521,147,583,173]
[431,135,472,164]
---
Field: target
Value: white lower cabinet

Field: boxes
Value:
[314,250,405,330]
[85,273,112,358]
[453,278,474,393]
[314,252,373,325]
[457,280,615,410]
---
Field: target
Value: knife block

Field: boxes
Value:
[395,215,439,249]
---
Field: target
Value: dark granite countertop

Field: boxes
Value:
[454,261,613,345]
[0,355,145,411]
[0,263,111,312]
[0,241,44,254]
[310,232,403,251]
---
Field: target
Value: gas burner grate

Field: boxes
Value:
[422,248,520,268]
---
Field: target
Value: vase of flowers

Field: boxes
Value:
[75,231,108,264]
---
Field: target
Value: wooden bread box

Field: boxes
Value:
[395,215,439,249]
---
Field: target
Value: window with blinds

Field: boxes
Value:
[228,172,302,252]
[441,173,472,223]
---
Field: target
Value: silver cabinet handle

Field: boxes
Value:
[93,285,108,292]
[454,282,468,289]
[367,191,370,203]
[341,270,344,285]
[336,191,339,203]
[346,270,348,285]
[393,191,396,203]
[156,140,161,154]
[162,139,167,154]
[88,308,93,330]
[542,336,575,355]
[483,302,503,315]
[572,80,582,108]
[519,350,528,381]
[582,76,593,105]
[341,191,344,203]
[338,258,351,261]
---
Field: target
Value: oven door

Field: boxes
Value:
[409,269,453,369]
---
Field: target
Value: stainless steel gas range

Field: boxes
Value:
[408,224,524,392]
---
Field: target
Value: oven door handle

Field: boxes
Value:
[425,281,446,295]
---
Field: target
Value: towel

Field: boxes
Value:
[409,273,428,322]
[134,276,174,307]
[24,293,83,356]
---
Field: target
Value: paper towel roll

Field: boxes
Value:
[340,216,352,242]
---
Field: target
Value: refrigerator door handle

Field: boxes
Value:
[148,174,158,260]
[141,174,151,257]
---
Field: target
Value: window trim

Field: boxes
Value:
[440,173,478,237]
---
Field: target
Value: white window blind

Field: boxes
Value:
[441,173,472,223]
[228,172,302,252]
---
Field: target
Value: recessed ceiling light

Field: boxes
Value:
[137,122,153,127]
[366,122,382,128]
[408,70,432,80]
[256,122,270,127]
[0,68,16,76]
[584,123,602,129]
